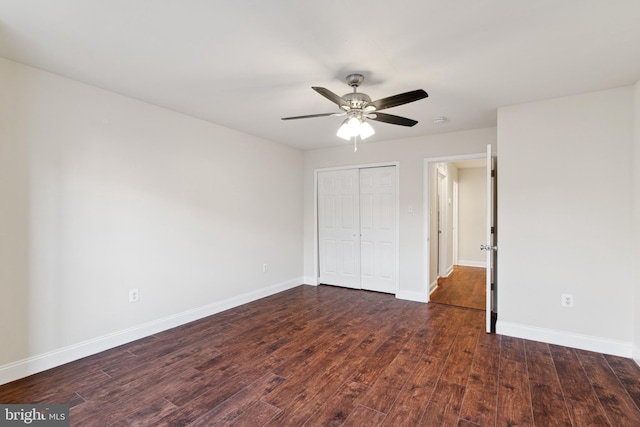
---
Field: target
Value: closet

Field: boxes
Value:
[317,166,397,294]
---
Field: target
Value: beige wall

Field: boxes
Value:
[0,58,304,381]
[497,86,635,354]
[303,128,496,301]
[458,167,487,266]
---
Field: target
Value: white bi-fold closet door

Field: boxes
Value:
[318,166,397,294]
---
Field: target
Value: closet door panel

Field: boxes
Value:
[318,169,361,289]
[360,167,397,294]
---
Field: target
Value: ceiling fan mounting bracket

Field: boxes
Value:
[345,73,364,88]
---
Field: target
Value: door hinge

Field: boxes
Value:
[491,169,495,177]
[491,283,495,291]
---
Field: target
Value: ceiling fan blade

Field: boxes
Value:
[368,112,418,127]
[312,87,349,108]
[281,112,343,120]
[368,89,428,111]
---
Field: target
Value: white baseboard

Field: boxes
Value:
[457,260,487,268]
[634,343,640,367]
[445,265,454,277]
[302,276,318,285]
[0,277,303,386]
[396,290,428,303]
[429,280,438,295]
[496,320,632,358]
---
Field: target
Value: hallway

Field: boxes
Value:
[430,265,486,310]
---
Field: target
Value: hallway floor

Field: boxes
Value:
[430,265,486,310]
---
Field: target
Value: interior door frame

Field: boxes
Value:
[485,145,497,332]
[313,161,400,295]
[436,167,448,278]
[452,180,459,266]
[423,153,487,299]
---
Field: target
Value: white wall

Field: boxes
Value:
[497,86,635,356]
[634,80,640,364]
[303,128,496,302]
[0,58,304,383]
[458,167,487,266]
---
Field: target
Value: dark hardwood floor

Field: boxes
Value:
[430,266,486,311]
[1,284,639,426]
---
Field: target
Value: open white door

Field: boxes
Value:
[482,144,497,333]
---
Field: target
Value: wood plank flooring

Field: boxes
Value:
[430,266,486,310]
[1,284,639,426]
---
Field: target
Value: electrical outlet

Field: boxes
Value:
[561,293,573,308]
[262,263,268,273]
[129,288,139,303]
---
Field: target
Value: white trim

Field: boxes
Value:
[315,161,401,173]
[303,276,318,285]
[445,265,454,277]
[496,320,632,357]
[396,290,428,303]
[0,277,303,386]
[429,280,438,294]
[394,164,400,297]
[457,260,487,268]
[436,168,448,279]
[633,343,640,367]
[452,180,459,266]
[313,162,400,295]
[313,170,319,290]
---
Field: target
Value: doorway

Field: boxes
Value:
[426,156,489,311]
[430,266,486,310]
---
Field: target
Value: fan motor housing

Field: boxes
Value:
[341,92,371,110]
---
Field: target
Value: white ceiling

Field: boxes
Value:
[1,1,639,150]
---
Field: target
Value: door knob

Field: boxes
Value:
[480,245,497,251]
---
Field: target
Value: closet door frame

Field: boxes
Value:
[313,162,400,295]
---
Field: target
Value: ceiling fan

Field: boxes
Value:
[282,74,428,150]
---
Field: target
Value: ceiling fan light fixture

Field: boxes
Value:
[359,120,375,139]
[337,118,353,140]
[347,116,361,135]
[337,116,375,141]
